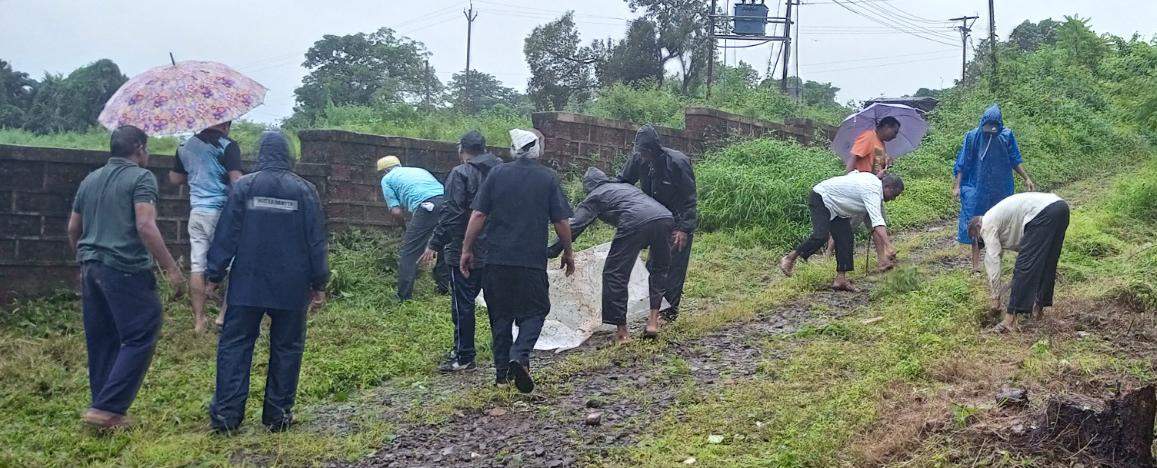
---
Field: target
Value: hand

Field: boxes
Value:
[309,290,326,313]
[459,252,474,277]
[989,297,1002,312]
[560,250,576,277]
[166,269,187,299]
[952,185,961,199]
[1024,178,1036,192]
[671,230,689,252]
[419,248,437,267]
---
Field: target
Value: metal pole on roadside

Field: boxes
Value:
[706,0,717,100]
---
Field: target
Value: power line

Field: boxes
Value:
[883,0,955,24]
[803,53,957,74]
[856,1,958,39]
[829,0,957,46]
[801,48,952,66]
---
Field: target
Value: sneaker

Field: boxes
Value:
[438,357,476,373]
[508,360,534,394]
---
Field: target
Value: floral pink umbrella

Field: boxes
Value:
[98,60,267,136]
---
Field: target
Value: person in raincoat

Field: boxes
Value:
[548,167,674,344]
[953,104,1036,268]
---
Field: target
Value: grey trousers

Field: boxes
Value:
[397,196,450,301]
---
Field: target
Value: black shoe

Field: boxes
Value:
[438,357,476,373]
[495,368,510,386]
[660,309,678,323]
[265,417,294,433]
[508,360,534,394]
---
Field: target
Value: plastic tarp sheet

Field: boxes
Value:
[478,242,665,352]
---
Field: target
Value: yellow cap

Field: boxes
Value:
[376,156,401,172]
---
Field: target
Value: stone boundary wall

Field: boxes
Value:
[1,107,834,303]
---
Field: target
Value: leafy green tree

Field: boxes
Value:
[625,0,711,94]
[1008,19,1060,52]
[596,18,664,86]
[524,12,596,110]
[23,59,126,133]
[446,70,526,114]
[801,80,840,108]
[293,28,438,123]
[1057,16,1109,70]
[0,60,34,127]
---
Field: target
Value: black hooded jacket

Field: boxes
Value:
[206,132,329,312]
[428,151,503,267]
[548,167,672,257]
[615,125,698,233]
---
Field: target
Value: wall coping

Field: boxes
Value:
[684,106,791,128]
[531,112,682,136]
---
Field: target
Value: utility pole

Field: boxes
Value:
[463,2,478,112]
[987,0,997,90]
[706,0,717,99]
[423,59,431,108]
[779,0,795,93]
[950,15,978,84]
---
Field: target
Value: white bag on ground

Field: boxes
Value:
[478,242,667,352]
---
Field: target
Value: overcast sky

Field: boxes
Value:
[2,0,1154,124]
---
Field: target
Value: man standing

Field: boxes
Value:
[421,130,502,373]
[67,125,186,429]
[549,167,673,344]
[847,116,901,175]
[968,192,1068,333]
[954,104,1036,258]
[169,121,243,333]
[460,128,575,393]
[779,171,906,292]
[377,156,450,301]
[615,124,697,322]
[205,131,329,432]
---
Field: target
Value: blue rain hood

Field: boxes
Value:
[953,103,1023,244]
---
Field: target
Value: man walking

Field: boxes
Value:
[550,167,674,344]
[954,104,1036,261]
[421,130,502,373]
[615,125,697,322]
[968,192,1069,333]
[67,125,186,429]
[377,156,450,301]
[847,116,901,175]
[779,171,905,292]
[169,121,243,332]
[205,132,329,432]
[460,128,575,393]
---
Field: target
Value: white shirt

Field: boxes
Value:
[813,171,886,228]
[980,192,1063,298]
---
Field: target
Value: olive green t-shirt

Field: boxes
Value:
[72,157,159,272]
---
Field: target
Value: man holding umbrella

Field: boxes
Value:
[847,116,901,176]
[832,103,928,176]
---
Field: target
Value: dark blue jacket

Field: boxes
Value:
[206,132,329,311]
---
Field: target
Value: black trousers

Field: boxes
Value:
[603,218,674,326]
[210,305,307,430]
[482,265,548,379]
[80,262,162,415]
[398,195,450,301]
[652,230,693,319]
[1008,201,1070,314]
[448,267,482,363]
[794,190,854,272]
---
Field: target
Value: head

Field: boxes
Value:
[255,131,294,171]
[110,125,150,165]
[875,116,901,142]
[209,120,232,135]
[376,155,401,174]
[458,130,486,162]
[979,104,1003,134]
[582,167,610,193]
[881,173,905,201]
[509,128,543,159]
[633,124,663,161]
[967,216,985,245]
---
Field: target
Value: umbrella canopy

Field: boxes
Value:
[830,103,928,166]
[98,61,266,136]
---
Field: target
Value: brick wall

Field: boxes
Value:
[1,108,834,303]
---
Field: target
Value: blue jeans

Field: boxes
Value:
[210,305,307,430]
[81,262,162,415]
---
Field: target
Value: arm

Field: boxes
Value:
[674,159,699,233]
[982,230,1005,307]
[168,171,187,186]
[548,199,599,258]
[952,134,970,198]
[459,211,487,277]
[67,212,83,252]
[970,242,982,273]
[223,141,244,184]
[1005,131,1033,191]
[553,220,575,276]
[871,226,897,267]
[303,182,330,309]
[205,180,246,284]
[953,173,963,199]
[381,179,405,221]
[1014,164,1034,191]
[135,202,184,293]
[428,170,465,254]
[389,207,405,221]
[169,150,187,186]
[614,154,641,185]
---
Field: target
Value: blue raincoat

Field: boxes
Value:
[954,104,1023,244]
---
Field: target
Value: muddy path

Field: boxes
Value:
[316,223,963,468]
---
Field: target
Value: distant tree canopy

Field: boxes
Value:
[0,59,127,133]
[595,18,664,87]
[523,12,597,110]
[1008,18,1060,52]
[293,28,440,123]
[625,0,711,94]
[446,70,527,114]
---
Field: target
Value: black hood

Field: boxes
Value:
[468,151,502,172]
[583,167,610,193]
[255,131,293,171]
[633,124,662,157]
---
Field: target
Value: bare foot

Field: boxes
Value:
[989,322,1017,334]
[614,333,633,345]
[779,255,795,277]
[832,280,861,292]
[194,316,207,334]
[1032,304,1044,320]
